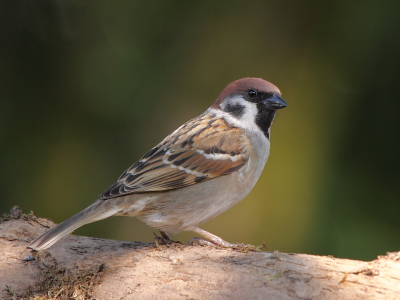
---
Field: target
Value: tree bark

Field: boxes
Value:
[1,208,400,300]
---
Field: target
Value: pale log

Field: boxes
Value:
[1,209,399,299]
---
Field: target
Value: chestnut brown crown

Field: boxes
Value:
[212,78,281,109]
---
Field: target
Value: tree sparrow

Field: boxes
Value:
[28,77,287,250]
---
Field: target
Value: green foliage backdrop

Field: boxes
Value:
[1,1,399,260]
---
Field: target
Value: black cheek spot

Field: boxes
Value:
[224,103,245,118]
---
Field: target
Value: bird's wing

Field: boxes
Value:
[100,113,249,199]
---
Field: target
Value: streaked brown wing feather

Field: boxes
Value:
[100,113,249,200]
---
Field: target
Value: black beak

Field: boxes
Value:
[263,93,288,110]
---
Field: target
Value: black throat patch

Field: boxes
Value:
[255,104,277,139]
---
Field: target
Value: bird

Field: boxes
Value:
[28,77,287,251]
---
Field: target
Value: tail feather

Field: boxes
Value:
[28,200,119,251]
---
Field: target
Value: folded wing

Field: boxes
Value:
[100,113,249,199]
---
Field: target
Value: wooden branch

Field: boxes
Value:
[1,207,400,299]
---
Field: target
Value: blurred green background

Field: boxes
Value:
[1,1,399,261]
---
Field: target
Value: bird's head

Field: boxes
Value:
[212,78,287,138]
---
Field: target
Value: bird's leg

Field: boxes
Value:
[153,230,174,246]
[189,227,237,248]
[159,230,174,243]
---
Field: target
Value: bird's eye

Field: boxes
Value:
[247,89,257,98]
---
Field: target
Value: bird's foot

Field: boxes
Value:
[154,230,178,247]
[188,237,220,247]
[188,227,238,248]
[188,227,267,251]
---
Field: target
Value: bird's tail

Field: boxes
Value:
[28,200,120,251]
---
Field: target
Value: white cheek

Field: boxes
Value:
[209,96,264,136]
